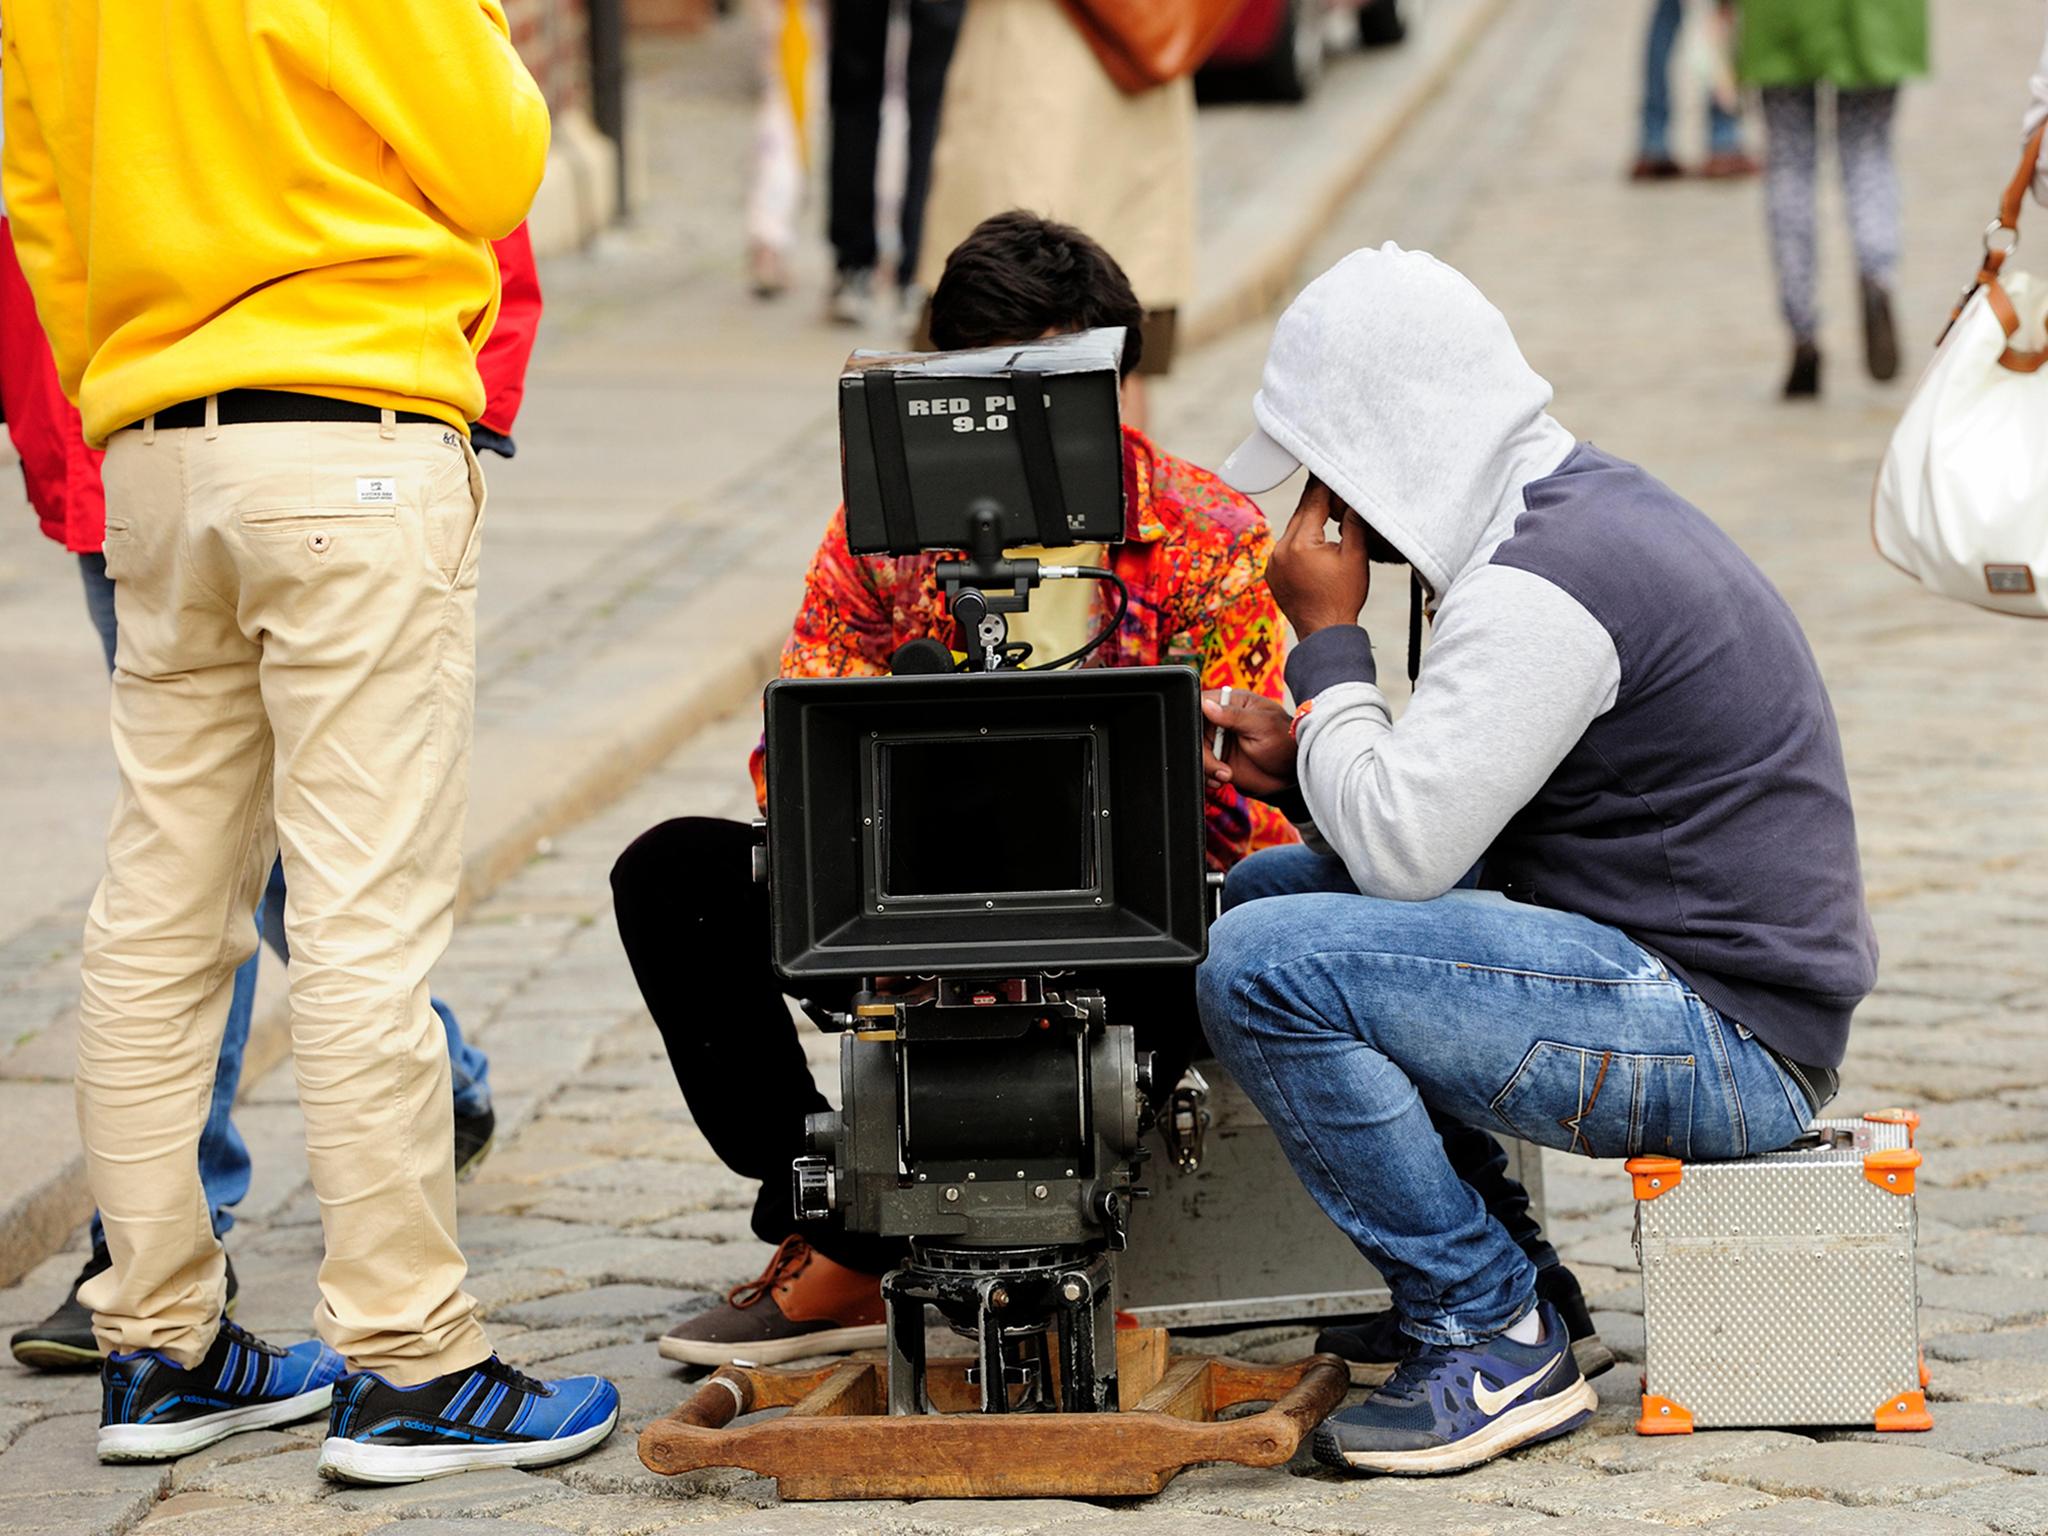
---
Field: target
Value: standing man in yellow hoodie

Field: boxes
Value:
[2,0,620,1482]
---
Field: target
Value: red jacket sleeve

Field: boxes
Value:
[477,223,541,434]
[0,219,105,552]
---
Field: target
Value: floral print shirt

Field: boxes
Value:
[750,426,1297,869]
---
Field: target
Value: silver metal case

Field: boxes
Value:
[1632,1112,1926,1434]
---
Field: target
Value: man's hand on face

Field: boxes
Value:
[1202,689,1298,803]
[1266,477,1371,640]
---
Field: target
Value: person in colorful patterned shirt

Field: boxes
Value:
[610,210,1293,1369]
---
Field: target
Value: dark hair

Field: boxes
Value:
[928,210,1145,377]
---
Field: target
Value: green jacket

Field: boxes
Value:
[1736,0,1929,89]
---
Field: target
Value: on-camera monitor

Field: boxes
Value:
[881,736,1097,898]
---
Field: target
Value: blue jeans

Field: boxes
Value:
[1641,0,1742,158]
[80,555,487,1250]
[1198,845,1812,1346]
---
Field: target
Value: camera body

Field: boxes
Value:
[765,666,1206,1414]
[754,332,1210,1413]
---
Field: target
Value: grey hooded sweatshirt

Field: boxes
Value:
[1248,246,1877,1072]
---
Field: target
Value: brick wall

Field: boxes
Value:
[506,0,592,119]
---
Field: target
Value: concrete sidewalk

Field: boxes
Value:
[0,0,1507,1286]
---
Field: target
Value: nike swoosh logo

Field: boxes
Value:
[1472,1351,1564,1416]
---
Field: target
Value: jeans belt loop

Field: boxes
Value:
[142,413,156,446]
[379,406,397,441]
[203,394,220,442]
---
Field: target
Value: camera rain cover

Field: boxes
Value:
[838,327,1127,556]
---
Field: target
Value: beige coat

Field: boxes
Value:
[916,0,1196,312]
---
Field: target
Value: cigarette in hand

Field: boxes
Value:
[1212,687,1231,760]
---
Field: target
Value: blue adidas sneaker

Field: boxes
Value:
[99,1318,345,1462]
[317,1355,618,1484]
[1313,1299,1596,1476]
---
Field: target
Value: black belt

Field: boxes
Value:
[1768,1048,1839,1116]
[131,390,445,432]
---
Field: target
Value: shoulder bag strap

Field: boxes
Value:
[1945,125,2047,372]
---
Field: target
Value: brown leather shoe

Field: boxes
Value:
[657,1236,886,1367]
[1698,151,1761,180]
[1629,154,1685,182]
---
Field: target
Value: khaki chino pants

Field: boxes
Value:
[77,407,492,1384]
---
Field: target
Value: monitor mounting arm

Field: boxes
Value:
[935,502,1041,672]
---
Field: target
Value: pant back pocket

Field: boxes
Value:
[1491,1041,1696,1160]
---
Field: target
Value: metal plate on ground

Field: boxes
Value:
[1116,1061,1546,1329]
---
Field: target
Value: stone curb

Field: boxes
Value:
[0,9,1499,1288]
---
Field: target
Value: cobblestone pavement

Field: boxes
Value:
[0,0,1501,1284]
[5,0,2048,1530]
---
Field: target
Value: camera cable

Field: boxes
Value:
[1027,566,1130,670]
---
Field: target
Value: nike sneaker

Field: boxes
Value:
[98,1319,344,1462]
[1313,1299,1596,1476]
[317,1355,617,1484]
[1317,1264,1617,1385]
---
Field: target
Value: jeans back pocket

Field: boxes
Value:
[1491,1041,1696,1160]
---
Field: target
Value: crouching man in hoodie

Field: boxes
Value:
[1197,245,1877,1476]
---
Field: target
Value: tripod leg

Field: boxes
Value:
[883,1270,927,1417]
[975,1279,1009,1413]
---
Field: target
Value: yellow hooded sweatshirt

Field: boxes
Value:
[0,0,549,443]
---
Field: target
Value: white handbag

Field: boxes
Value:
[1873,127,2048,618]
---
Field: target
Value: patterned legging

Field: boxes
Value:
[1759,84,1901,340]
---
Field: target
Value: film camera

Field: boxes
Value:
[761,331,1208,1414]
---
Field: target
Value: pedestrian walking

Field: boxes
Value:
[1631,0,1756,179]
[915,0,1206,430]
[0,0,617,1480]
[827,0,965,323]
[1738,0,1928,397]
[747,0,824,298]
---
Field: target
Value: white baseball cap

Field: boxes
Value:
[1216,419,1302,496]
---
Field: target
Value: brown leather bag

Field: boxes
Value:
[1056,0,1248,94]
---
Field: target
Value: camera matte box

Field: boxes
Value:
[763,667,1207,979]
[1629,1111,1927,1435]
[839,329,1127,555]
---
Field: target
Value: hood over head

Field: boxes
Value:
[1218,244,1576,597]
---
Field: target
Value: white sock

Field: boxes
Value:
[1502,1306,1543,1345]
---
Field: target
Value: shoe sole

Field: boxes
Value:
[98,1383,335,1462]
[315,1407,617,1484]
[1342,1334,1616,1388]
[11,1338,101,1373]
[20,1290,238,1376]
[1314,1377,1598,1477]
[657,1323,886,1368]
[455,1135,494,1183]
[1571,1335,1618,1381]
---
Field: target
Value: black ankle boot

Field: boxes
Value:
[1784,339,1821,398]
[1863,277,1900,382]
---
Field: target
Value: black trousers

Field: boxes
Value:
[827,0,964,280]
[610,817,1558,1278]
[610,817,1206,1273]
